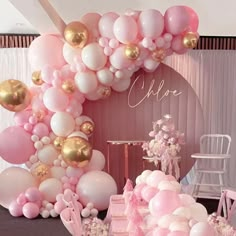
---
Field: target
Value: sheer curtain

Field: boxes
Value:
[0,48,32,170]
[166,50,236,188]
[0,48,236,190]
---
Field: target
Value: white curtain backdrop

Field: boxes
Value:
[0,48,235,189]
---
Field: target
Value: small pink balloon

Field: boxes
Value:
[99,12,119,39]
[141,185,158,202]
[28,35,66,70]
[32,122,49,138]
[152,227,170,236]
[41,65,56,84]
[14,110,32,126]
[22,202,40,219]
[54,200,66,214]
[25,187,42,202]
[113,15,138,43]
[9,201,23,217]
[168,231,189,236]
[17,193,27,206]
[133,183,147,199]
[171,36,188,54]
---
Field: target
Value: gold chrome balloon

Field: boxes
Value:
[0,79,31,112]
[61,136,92,167]
[32,71,44,85]
[125,44,140,60]
[64,21,89,48]
[80,121,95,136]
[152,49,166,62]
[53,136,65,150]
[183,32,199,49]
[61,80,75,94]
[31,162,50,182]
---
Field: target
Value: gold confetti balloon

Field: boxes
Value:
[0,79,31,112]
[64,21,89,48]
[183,32,199,49]
[152,49,166,62]
[61,136,92,168]
[31,162,50,182]
[80,121,95,136]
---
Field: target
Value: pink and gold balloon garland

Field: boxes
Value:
[0,6,199,221]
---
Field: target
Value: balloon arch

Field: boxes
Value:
[0,5,200,224]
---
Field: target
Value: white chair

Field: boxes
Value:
[191,134,231,199]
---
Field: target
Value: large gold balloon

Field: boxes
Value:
[64,21,89,48]
[152,49,166,62]
[183,32,199,49]
[61,136,92,168]
[0,79,31,112]
[80,121,95,136]
[61,80,75,94]
[32,71,44,85]
[125,44,140,60]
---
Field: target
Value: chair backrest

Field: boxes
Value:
[200,134,231,155]
[217,189,236,222]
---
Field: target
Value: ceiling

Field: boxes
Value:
[1,0,236,36]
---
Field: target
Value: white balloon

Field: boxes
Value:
[63,43,81,65]
[135,175,142,185]
[112,77,131,92]
[189,203,208,222]
[158,180,181,192]
[140,170,152,183]
[39,178,63,203]
[50,166,66,180]
[75,116,93,126]
[75,71,98,94]
[97,68,114,85]
[190,222,216,236]
[85,150,106,171]
[173,207,191,219]
[68,131,88,140]
[144,58,160,72]
[50,112,75,137]
[179,194,196,206]
[66,166,84,178]
[158,214,185,228]
[37,144,59,165]
[85,90,103,101]
[81,43,107,70]
[169,220,190,232]
[76,171,117,210]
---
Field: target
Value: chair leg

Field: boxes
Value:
[191,171,203,198]
[219,173,224,195]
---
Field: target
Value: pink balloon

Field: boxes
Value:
[149,190,181,217]
[0,167,37,208]
[168,231,189,236]
[28,35,66,70]
[41,65,56,84]
[113,15,138,43]
[9,201,23,217]
[138,9,164,39]
[171,36,188,54]
[164,6,190,35]
[110,46,133,69]
[184,6,199,32]
[14,110,32,126]
[152,228,169,236]
[17,193,27,206]
[22,202,40,219]
[32,122,49,138]
[0,126,35,164]
[81,13,101,42]
[54,200,66,214]
[146,170,167,187]
[190,222,215,236]
[43,87,69,112]
[25,187,42,202]
[133,183,147,199]
[141,185,158,202]
[99,12,119,39]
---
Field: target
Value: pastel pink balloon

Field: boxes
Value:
[99,12,119,39]
[141,185,158,202]
[31,96,47,113]
[25,187,42,202]
[110,46,133,69]
[184,6,199,32]
[28,35,66,70]
[32,122,49,138]
[190,222,215,236]
[81,13,101,42]
[0,167,37,208]
[43,87,69,112]
[22,202,40,219]
[152,228,169,236]
[9,201,23,217]
[168,231,189,236]
[171,36,188,54]
[0,126,35,164]
[149,190,181,217]
[133,183,147,199]
[113,15,138,43]
[54,200,66,214]
[17,193,27,206]
[41,65,56,84]
[164,6,190,35]
[85,150,105,171]
[138,9,164,38]
[14,110,32,126]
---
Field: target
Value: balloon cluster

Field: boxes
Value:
[0,6,198,221]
